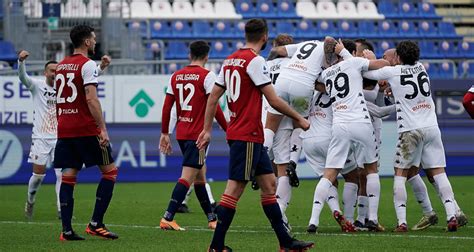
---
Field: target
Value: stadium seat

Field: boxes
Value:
[422,62,440,79]
[165,63,183,74]
[357,21,378,39]
[172,0,195,19]
[130,1,153,18]
[398,0,418,18]
[256,0,276,18]
[336,20,357,38]
[277,0,298,18]
[151,0,174,19]
[296,0,318,19]
[214,0,242,19]
[234,21,246,38]
[86,0,102,18]
[377,0,398,18]
[275,21,295,37]
[235,0,256,18]
[213,21,234,38]
[210,41,231,58]
[232,40,245,51]
[260,42,271,58]
[418,21,439,39]
[267,20,277,38]
[459,41,474,58]
[0,41,17,61]
[108,1,130,18]
[170,20,192,38]
[193,0,215,18]
[439,40,459,58]
[377,20,397,39]
[25,0,42,18]
[193,21,213,38]
[357,0,384,19]
[375,40,394,57]
[419,41,439,59]
[438,61,455,79]
[151,21,171,39]
[418,2,438,19]
[145,42,163,60]
[165,41,188,59]
[128,21,149,38]
[317,20,337,38]
[336,1,358,19]
[316,0,339,19]
[296,20,316,39]
[457,61,474,79]
[438,22,459,39]
[398,21,417,38]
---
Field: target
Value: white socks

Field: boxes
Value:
[393,176,407,225]
[366,173,380,223]
[357,196,368,223]
[54,169,62,211]
[408,174,433,214]
[289,128,303,163]
[343,182,358,223]
[327,185,340,213]
[263,129,275,150]
[309,178,332,226]
[433,173,456,220]
[276,176,292,214]
[27,173,46,204]
[205,183,215,204]
[432,180,461,214]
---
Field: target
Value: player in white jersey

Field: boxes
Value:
[363,41,461,232]
[310,40,390,232]
[19,50,110,220]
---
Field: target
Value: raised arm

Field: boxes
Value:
[17,50,35,90]
[96,55,111,76]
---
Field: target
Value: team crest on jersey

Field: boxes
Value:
[93,69,99,77]
[263,65,269,75]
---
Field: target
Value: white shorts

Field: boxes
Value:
[326,123,377,169]
[394,126,446,169]
[355,126,381,168]
[303,136,357,177]
[273,129,292,164]
[28,138,57,166]
[269,76,314,117]
[262,97,293,130]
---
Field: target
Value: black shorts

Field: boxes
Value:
[228,140,273,181]
[53,136,114,169]
[178,140,206,169]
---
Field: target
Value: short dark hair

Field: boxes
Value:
[273,34,293,47]
[341,39,357,55]
[70,25,94,48]
[355,38,374,52]
[44,60,58,70]
[363,78,378,89]
[396,40,419,65]
[245,19,268,43]
[189,40,210,60]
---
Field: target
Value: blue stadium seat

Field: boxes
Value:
[275,21,294,36]
[150,21,171,39]
[336,20,357,38]
[296,20,316,39]
[423,62,440,79]
[170,21,192,39]
[164,63,183,74]
[165,41,188,59]
[213,21,234,39]
[438,22,458,39]
[317,20,337,38]
[439,40,458,58]
[398,0,418,18]
[418,2,438,19]
[145,42,163,60]
[260,42,271,58]
[419,41,439,59]
[210,41,231,58]
[375,40,395,57]
[277,0,298,18]
[438,62,455,79]
[418,21,439,38]
[256,0,276,18]
[0,41,17,61]
[378,20,397,39]
[458,61,474,79]
[377,0,398,18]
[398,21,417,38]
[267,20,277,38]
[357,21,378,39]
[193,21,213,38]
[459,41,474,58]
[128,21,148,38]
[236,0,256,18]
[234,21,246,39]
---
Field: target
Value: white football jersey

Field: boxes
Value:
[263,57,293,130]
[18,61,57,139]
[363,62,438,132]
[300,91,333,139]
[280,40,325,87]
[319,57,372,124]
[363,85,382,130]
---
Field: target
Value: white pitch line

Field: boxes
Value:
[1,221,473,241]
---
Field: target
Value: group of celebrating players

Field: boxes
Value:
[18,17,473,252]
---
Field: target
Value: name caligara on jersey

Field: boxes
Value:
[176,74,200,81]
[223,59,246,67]
[400,65,424,75]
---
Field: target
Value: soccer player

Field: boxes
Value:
[19,50,110,220]
[311,40,390,233]
[159,40,227,230]
[54,25,118,241]
[363,41,461,232]
[196,19,313,251]
[463,84,474,119]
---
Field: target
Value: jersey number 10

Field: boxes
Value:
[225,69,241,103]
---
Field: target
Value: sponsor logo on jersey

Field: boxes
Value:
[58,108,78,115]
[178,116,193,123]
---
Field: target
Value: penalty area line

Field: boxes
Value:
[1,221,473,240]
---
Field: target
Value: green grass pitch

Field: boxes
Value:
[0,177,472,251]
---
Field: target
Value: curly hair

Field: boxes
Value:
[396,40,419,65]
[273,34,294,47]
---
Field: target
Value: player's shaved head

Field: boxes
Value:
[44,60,58,70]
[245,19,268,43]
[70,25,95,48]
[383,49,397,66]
[355,39,374,57]
[273,34,293,47]
[189,40,210,60]
[396,41,419,65]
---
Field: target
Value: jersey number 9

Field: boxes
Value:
[297,43,317,60]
